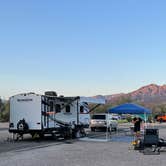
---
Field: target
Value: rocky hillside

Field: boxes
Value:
[128,84,166,102]
[93,84,166,114]
[95,84,166,104]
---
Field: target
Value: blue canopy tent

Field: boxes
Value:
[107,103,151,132]
[106,103,152,141]
[107,103,151,115]
[107,103,151,123]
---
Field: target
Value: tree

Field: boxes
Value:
[159,105,166,114]
[0,97,3,112]
[0,99,9,122]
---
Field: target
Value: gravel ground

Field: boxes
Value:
[0,122,8,130]
[0,123,166,166]
[0,140,166,166]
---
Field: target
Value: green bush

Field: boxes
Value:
[126,116,133,122]
[0,101,9,122]
[117,119,128,123]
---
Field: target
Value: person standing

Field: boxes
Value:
[132,116,142,138]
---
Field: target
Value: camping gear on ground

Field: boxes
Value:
[133,128,166,155]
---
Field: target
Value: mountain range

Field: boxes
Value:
[96,84,166,105]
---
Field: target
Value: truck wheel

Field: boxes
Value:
[91,127,95,132]
[114,127,117,132]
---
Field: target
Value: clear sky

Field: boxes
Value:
[0,0,166,99]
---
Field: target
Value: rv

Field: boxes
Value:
[9,92,105,139]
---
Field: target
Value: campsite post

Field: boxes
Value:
[77,99,79,125]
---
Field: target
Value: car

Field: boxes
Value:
[156,115,166,122]
[90,113,118,132]
[112,114,121,120]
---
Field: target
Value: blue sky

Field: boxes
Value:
[0,0,166,99]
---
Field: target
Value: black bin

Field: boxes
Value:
[144,129,159,146]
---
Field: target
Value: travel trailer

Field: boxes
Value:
[9,92,105,139]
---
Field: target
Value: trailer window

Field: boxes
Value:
[66,105,70,113]
[56,104,61,113]
[80,106,84,113]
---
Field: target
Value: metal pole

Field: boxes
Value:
[106,112,109,141]
[144,113,147,128]
[77,99,79,125]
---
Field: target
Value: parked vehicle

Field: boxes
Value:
[156,115,166,122]
[9,92,105,139]
[90,113,118,131]
[111,114,121,120]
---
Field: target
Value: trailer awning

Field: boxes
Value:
[79,97,105,104]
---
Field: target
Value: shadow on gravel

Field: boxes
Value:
[0,136,75,154]
[110,135,133,143]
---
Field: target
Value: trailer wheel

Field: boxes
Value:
[31,133,35,138]
[64,129,72,139]
[51,133,57,140]
[39,133,44,139]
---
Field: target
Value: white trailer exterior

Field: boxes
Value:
[10,93,42,131]
[9,92,105,138]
